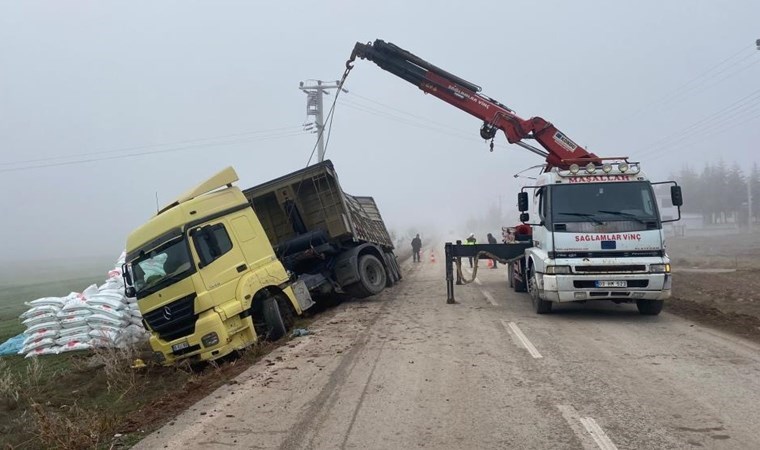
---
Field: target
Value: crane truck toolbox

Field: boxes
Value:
[512,160,683,315]
[122,167,312,366]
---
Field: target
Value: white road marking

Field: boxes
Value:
[481,290,498,306]
[501,320,542,359]
[557,404,618,450]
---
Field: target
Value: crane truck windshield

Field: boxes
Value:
[128,236,194,298]
[551,182,659,227]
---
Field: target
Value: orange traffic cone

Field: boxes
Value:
[430,251,435,263]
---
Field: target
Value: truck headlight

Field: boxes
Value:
[650,263,671,273]
[153,351,166,363]
[545,265,571,274]
[201,332,219,347]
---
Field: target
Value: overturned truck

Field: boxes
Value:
[123,160,399,365]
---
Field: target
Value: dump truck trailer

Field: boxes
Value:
[243,159,401,299]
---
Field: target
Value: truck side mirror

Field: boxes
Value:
[518,192,529,212]
[125,286,136,298]
[122,263,132,285]
[520,212,530,223]
[670,186,683,207]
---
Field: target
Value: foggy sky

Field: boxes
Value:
[1,0,759,262]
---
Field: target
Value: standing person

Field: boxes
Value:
[411,234,422,262]
[465,233,477,267]
[487,232,498,268]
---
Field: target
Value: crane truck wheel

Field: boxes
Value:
[512,262,527,292]
[261,296,287,341]
[345,254,387,298]
[528,268,552,314]
[636,299,664,316]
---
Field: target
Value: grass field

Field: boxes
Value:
[0,257,318,449]
[0,274,106,343]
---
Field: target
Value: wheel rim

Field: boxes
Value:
[528,272,539,306]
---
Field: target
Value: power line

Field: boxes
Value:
[609,43,756,125]
[339,99,473,139]
[636,87,760,157]
[645,107,760,163]
[0,125,304,167]
[0,130,309,173]
[338,100,505,149]
[346,91,475,133]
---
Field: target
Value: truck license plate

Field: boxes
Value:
[596,280,627,288]
[172,341,190,352]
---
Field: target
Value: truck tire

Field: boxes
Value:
[528,269,552,314]
[513,262,527,293]
[262,297,286,341]
[636,299,664,316]
[384,253,398,287]
[345,254,387,298]
[388,252,402,281]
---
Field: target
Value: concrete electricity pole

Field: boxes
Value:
[299,80,345,162]
[749,176,753,233]
[751,39,759,233]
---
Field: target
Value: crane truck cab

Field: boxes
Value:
[122,167,310,366]
[512,160,683,315]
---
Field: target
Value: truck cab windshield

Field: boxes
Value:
[551,181,658,224]
[130,236,194,298]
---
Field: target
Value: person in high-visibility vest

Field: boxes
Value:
[465,233,477,267]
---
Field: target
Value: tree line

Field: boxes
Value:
[673,161,760,225]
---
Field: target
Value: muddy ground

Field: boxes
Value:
[667,231,760,343]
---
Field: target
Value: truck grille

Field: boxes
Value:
[574,265,646,273]
[143,294,198,342]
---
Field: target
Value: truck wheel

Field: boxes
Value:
[508,263,514,288]
[262,297,286,341]
[388,252,402,281]
[528,269,552,314]
[346,254,387,298]
[513,263,527,293]
[384,253,398,287]
[636,299,664,316]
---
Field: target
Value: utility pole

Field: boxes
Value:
[751,38,759,232]
[299,80,345,162]
[749,174,754,233]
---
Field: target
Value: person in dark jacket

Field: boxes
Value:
[487,232,498,268]
[411,234,422,262]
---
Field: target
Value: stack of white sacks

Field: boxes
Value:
[18,252,150,357]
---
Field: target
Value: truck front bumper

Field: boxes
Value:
[150,307,255,365]
[537,273,671,303]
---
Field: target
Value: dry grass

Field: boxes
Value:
[31,402,118,450]
[0,359,21,410]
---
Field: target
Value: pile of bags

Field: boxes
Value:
[17,252,150,357]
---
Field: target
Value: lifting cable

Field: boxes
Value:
[454,250,523,285]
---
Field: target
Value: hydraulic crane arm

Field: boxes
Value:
[347,40,599,169]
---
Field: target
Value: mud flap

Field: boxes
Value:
[292,280,315,311]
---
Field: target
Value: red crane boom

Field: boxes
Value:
[347,40,600,169]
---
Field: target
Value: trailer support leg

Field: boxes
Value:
[445,242,456,304]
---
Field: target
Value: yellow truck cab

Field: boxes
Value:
[123,167,311,365]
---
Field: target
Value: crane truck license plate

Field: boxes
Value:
[172,341,190,352]
[596,280,627,288]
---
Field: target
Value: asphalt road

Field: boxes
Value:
[135,250,760,449]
